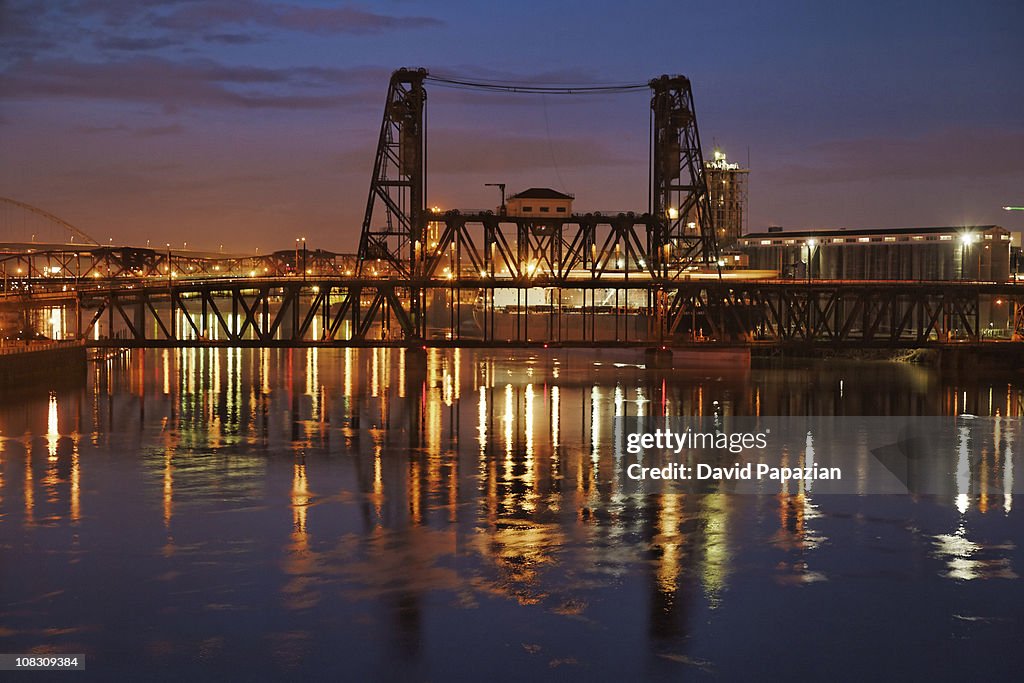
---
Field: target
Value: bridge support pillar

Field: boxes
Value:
[644,346,673,369]
[404,345,428,390]
[134,301,146,341]
[938,348,964,377]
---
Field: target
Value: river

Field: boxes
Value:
[0,348,1021,680]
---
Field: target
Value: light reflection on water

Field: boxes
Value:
[0,349,1021,680]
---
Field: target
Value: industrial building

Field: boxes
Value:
[691,150,748,249]
[738,225,1012,282]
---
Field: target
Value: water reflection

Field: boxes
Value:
[0,349,1021,679]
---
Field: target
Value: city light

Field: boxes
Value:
[1,38,1019,683]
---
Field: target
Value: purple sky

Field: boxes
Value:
[2,1,1023,252]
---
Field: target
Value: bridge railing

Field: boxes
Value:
[0,339,84,356]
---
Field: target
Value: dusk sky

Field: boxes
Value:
[2,0,1022,252]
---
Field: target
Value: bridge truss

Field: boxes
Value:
[0,245,359,286]
[72,278,1021,349]
[355,69,722,336]
[4,69,1021,353]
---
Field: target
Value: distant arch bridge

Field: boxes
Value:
[0,196,102,247]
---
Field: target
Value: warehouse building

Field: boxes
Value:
[737,225,1012,282]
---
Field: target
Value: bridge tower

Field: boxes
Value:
[357,67,428,338]
[357,67,428,279]
[649,75,720,272]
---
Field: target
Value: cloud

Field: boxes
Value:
[135,123,184,137]
[1,57,386,110]
[203,33,266,45]
[72,123,132,135]
[0,1,61,54]
[1,1,442,60]
[95,36,184,51]
[152,1,443,35]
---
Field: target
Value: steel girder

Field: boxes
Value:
[73,278,1022,349]
[357,68,428,279]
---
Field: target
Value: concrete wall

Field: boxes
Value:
[0,342,86,391]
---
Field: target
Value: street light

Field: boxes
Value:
[294,237,307,279]
[960,232,975,280]
[805,239,817,283]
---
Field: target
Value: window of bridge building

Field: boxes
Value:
[540,206,550,213]
[556,207,566,213]
[522,206,532,212]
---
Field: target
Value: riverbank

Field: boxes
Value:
[752,344,1024,376]
[0,341,87,394]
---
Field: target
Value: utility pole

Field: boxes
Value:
[302,237,307,283]
[485,183,506,215]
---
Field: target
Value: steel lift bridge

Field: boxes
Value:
[355,68,722,342]
[4,69,1022,350]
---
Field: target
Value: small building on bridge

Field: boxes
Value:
[737,225,1012,282]
[506,188,574,218]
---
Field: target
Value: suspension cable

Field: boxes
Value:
[424,74,649,95]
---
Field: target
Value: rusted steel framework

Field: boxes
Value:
[74,278,1022,348]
